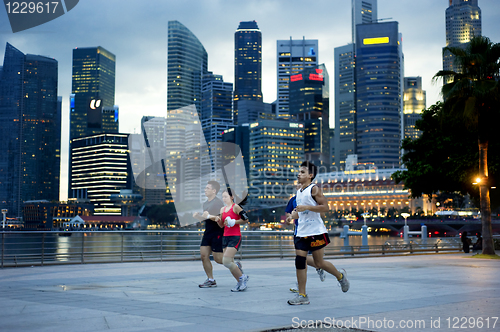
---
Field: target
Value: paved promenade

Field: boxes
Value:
[0,253,499,332]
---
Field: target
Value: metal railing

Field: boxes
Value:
[0,230,463,268]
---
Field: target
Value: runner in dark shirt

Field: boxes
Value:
[193,181,224,288]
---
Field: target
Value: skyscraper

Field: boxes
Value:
[334,0,377,169]
[168,20,208,113]
[356,22,403,169]
[234,20,262,123]
[133,116,169,205]
[403,77,426,140]
[334,44,356,169]
[0,43,60,217]
[70,46,118,202]
[200,73,234,187]
[352,0,378,44]
[249,119,304,207]
[276,38,318,118]
[443,0,481,77]
[70,46,117,140]
[289,64,330,169]
[71,133,131,215]
[200,72,233,144]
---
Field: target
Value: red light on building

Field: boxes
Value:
[315,68,323,74]
[309,73,323,81]
[290,74,303,82]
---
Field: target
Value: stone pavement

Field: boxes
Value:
[0,253,499,332]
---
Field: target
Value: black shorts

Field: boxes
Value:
[223,236,242,250]
[200,231,223,253]
[294,233,330,252]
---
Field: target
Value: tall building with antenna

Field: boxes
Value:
[334,0,377,169]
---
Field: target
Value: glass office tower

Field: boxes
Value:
[167,20,208,113]
[334,44,356,169]
[355,22,402,169]
[289,64,330,169]
[234,21,262,123]
[71,46,116,140]
[71,134,131,215]
[276,38,318,118]
[403,77,426,140]
[0,43,60,218]
[443,0,481,78]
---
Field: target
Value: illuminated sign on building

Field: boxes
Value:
[289,123,304,128]
[363,37,390,45]
[89,99,102,110]
[250,122,259,128]
[309,73,323,81]
[291,72,323,82]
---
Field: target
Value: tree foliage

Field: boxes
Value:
[142,203,177,226]
[393,102,499,209]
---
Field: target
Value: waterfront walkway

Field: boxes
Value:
[0,253,499,332]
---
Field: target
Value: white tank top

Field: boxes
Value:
[295,183,327,237]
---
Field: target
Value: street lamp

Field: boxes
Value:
[1,209,7,229]
[361,212,369,226]
[401,212,410,226]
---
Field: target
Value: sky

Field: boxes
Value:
[1,0,500,200]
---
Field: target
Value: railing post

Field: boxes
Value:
[1,232,4,268]
[279,234,283,259]
[410,243,413,254]
[160,232,163,262]
[435,243,438,253]
[382,244,385,255]
[41,233,45,266]
[81,233,85,264]
[121,233,124,263]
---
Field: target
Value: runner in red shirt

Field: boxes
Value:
[206,188,249,291]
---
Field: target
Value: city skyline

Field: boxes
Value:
[0,0,499,200]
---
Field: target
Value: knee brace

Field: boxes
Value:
[295,255,307,270]
[223,256,237,271]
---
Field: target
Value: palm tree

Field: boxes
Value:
[434,36,500,255]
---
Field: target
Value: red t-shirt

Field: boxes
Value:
[221,204,241,236]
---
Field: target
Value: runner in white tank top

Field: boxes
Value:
[295,183,328,237]
[287,161,350,305]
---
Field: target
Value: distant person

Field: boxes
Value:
[193,181,225,288]
[287,161,350,305]
[461,231,471,253]
[285,182,326,292]
[206,188,249,291]
[472,232,482,252]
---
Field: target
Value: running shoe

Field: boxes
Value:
[231,280,241,292]
[236,261,244,274]
[287,293,310,305]
[338,269,350,292]
[237,274,249,291]
[316,268,326,282]
[199,278,217,288]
